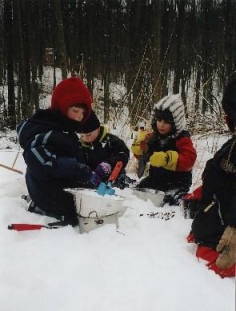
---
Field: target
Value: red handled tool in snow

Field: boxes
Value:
[8,221,66,231]
[8,162,124,231]
[8,224,55,231]
[96,161,123,196]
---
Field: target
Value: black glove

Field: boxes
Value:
[77,163,93,180]
[77,163,100,187]
[113,171,130,189]
[87,171,101,188]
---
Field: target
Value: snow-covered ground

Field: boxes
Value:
[0,133,235,311]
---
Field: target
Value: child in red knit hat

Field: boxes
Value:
[51,77,92,120]
[17,77,100,227]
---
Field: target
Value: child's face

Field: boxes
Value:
[67,106,85,122]
[80,128,100,143]
[156,119,173,135]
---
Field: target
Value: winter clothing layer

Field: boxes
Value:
[77,110,101,133]
[136,94,196,204]
[80,126,130,172]
[152,94,186,135]
[137,130,197,202]
[17,109,95,223]
[191,136,236,248]
[131,129,148,158]
[51,77,92,119]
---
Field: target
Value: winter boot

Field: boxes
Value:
[196,245,219,263]
[216,226,236,269]
[21,194,31,203]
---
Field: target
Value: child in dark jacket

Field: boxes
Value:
[136,94,197,205]
[17,77,101,226]
[190,79,236,277]
[77,112,130,187]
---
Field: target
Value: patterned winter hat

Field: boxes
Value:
[152,94,186,134]
[51,77,92,121]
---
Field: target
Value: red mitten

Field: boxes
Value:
[196,245,219,262]
[183,186,203,200]
[186,233,195,243]
[207,261,236,278]
[196,245,236,278]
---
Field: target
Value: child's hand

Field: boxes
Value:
[77,163,101,187]
[95,162,111,180]
[149,152,167,167]
[150,151,178,171]
[87,171,101,188]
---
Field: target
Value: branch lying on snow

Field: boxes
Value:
[0,163,23,174]
[140,210,176,220]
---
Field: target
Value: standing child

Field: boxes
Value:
[135,94,197,205]
[131,125,150,178]
[78,112,130,188]
[190,79,236,277]
[131,126,148,159]
[17,77,101,226]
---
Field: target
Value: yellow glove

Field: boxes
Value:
[131,142,143,156]
[150,152,167,167]
[149,150,178,171]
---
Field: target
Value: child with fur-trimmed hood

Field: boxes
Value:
[136,94,197,205]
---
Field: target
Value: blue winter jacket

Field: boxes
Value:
[17,109,94,221]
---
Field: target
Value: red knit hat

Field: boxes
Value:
[51,77,92,120]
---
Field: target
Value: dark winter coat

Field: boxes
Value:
[80,126,130,172]
[138,130,196,193]
[136,94,197,204]
[17,109,94,222]
[191,136,236,248]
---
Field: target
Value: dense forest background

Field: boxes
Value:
[1,0,236,131]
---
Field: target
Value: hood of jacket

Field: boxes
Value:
[152,94,186,135]
[17,109,87,150]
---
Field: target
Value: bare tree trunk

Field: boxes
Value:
[103,66,110,123]
[53,0,67,79]
[173,0,185,94]
[195,68,201,112]
[13,0,30,119]
[30,66,39,110]
[151,0,165,103]
[201,0,214,113]
[4,0,15,128]
[223,0,234,81]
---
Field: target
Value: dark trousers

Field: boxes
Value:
[191,203,225,249]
